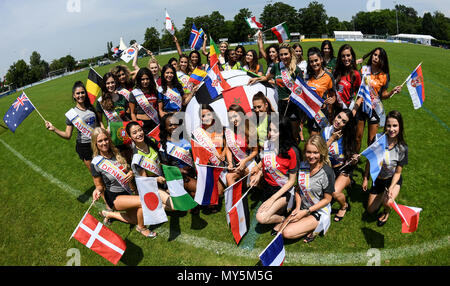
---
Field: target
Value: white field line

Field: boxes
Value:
[1,138,449,265]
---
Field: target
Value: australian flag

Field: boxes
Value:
[3,92,35,133]
[188,23,204,51]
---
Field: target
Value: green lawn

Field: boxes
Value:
[0,41,449,266]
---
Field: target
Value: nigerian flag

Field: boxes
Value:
[162,164,198,211]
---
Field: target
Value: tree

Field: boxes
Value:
[327,16,345,35]
[298,1,328,37]
[107,41,113,60]
[260,2,298,40]
[5,60,31,88]
[143,27,161,52]
[231,8,253,43]
[29,51,48,82]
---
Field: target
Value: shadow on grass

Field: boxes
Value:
[77,185,95,204]
[166,211,187,241]
[0,123,9,134]
[120,238,144,266]
[191,212,208,230]
[361,227,385,249]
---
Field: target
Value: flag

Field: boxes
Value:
[259,233,285,266]
[188,67,208,85]
[389,201,422,233]
[227,194,250,245]
[289,76,328,129]
[361,133,388,185]
[209,37,221,69]
[147,124,160,143]
[162,164,198,211]
[135,176,168,225]
[71,213,126,265]
[188,23,204,51]
[121,45,140,63]
[222,86,253,115]
[224,175,247,224]
[406,64,425,109]
[271,23,290,43]
[207,63,231,95]
[165,10,175,35]
[119,37,127,51]
[245,17,263,29]
[194,164,222,205]
[191,139,214,165]
[358,75,373,118]
[3,92,35,133]
[109,121,143,146]
[86,68,103,104]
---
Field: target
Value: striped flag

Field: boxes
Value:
[135,176,168,225]
[271,23,290,43]
[188,67,208,85]
[361,133,387,186]
[245,17,263,29]
[357,75,373,118]
[162,164,198,211]
[259,232,285,266]
[71,213,126,265]
[209,37,221,69]
[165,10,175,35]
[389,201,422,233]
[194,164,222,206]
[224,175,248,224]
[227,193,250,245]
[86,68,103,104]
[405,63,425,109]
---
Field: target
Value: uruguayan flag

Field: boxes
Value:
[358,75,373,118]
[361,133,387,185]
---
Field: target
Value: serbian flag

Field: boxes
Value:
[86,68,103,104]
[271,23,290,43]
[194,164,222,205]
[361,133,388,186]
[135,176,168,225]
[109,121,143,146]
[222,86,253,115]
[188,67,208,85]
[259,233,285,266]
[389,201,422,233]
[3,92,35,133]
[165,10,175,36]
[71,213,126,265]
[245,17,263,29]
[406,63,425,109]
[188,23,204,50]
[162,164,198,211]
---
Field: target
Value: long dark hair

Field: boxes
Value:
[160,64,184,96]
[135,67,157,94]
[384,110,407,147]
[335,109,357,161]
[100,72,117,111]
[72,81,95,112]
[159,113,177,159]
[271,116,299,159]
[110,65,134,90]
[125,121,160,152]
[189,50,202,69]
[235,45,246,63]
[334,44,358,96]
[363,47,390,81]
[264,44,280,65]
[306,47,324,79]
[321,40,335,60]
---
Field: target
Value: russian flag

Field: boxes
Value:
[361,133,387,186]
[406,64,425,109]
[259,233,285,266]
[194,165,222,205]
[389,201,422,233]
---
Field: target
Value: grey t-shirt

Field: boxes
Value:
[65,107,97,144]
[91,156,128,193]
[378,143,408,179]
[298,164,335,210]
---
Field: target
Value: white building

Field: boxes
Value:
[392,34,436,46]
[334,31,364,41]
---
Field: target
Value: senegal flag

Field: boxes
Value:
[162,164,198,211]
[109,121,142,146]
[86,68,103,104]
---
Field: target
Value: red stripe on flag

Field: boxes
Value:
[229,206,242,244]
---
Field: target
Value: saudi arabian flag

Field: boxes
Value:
[162,164,198,211]
[271,23,290,43]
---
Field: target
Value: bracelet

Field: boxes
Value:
[306,208,311,215]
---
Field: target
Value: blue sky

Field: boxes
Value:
[1,0,448,79]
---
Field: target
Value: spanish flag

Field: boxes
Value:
[86,68,103,104]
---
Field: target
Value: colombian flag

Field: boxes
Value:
[188,67,207,85]
[86,68,103,104]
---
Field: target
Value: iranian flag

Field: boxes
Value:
[271,23,290,43]
[245,17,263,29]
[162,164,198,211]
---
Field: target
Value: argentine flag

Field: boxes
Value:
[361,133,387,186]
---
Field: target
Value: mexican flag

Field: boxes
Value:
[271,23,290,43]
[245,17,263,29]
[162,164,198,211]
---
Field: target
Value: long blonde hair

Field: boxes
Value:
[305,134,331,167]
[279,43,298,75]
[91,127,128,168]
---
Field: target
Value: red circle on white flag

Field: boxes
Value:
[143,192,159,211]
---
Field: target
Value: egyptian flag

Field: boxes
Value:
[227,193,250,245]
[109,121,143,146]
[224,175,248,224]
[86,68,103,104]
[194,165,222,206]
[389,201,422,233]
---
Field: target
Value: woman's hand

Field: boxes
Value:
[290,208,307,222]
[349,154,360,165]
[248,77,258,85]
[324,96,336,105]
[157,176,166,185]
[331,129,342,141]
[124,171,134,183]
[45,121,55,131]
[249,169,262,187]
[92,189,102,202]
[391,85,402,96]
[362,177,368,192]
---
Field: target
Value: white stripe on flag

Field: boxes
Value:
[79,222,125,255]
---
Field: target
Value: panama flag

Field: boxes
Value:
[195,164,222,206]
[271,22,290,43]
[245,16,263,29]
[405,63,425,109]
[86,68,103,104]
[165,10,175,35]
[361,133,388,186]
[71,213,126,265]
[389,201,422,233]
[188,23,204,50]
[259,233,286,266]
[227,192,250,245]
[3,92,35,133]
[135,176,168,225]
[162,165,198,211]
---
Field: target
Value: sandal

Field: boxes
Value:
[303,233,316,243]
[136,226,157,239]
[377,211,390,227]
[98,210,113,226]
[334,202,351,222]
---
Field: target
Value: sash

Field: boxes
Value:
[97,97,122,122]
[225,128,256,169]
[367,76,386,126]
[279,62,302,95]
[261,141,288,187]
[192,128,222,166]
[177,71,193,94]
[166,141,194,167]
[131,153,163,177]
[132,88,160,124]
[65,108,93,138]
[322,126,344,167]
[160,87,182,109]
[117,88,131,101]
[92,155,132,194]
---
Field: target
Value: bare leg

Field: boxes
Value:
[256,197,288,225]
[282,216,319,240]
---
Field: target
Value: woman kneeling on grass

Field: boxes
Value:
[277,135,335,243]
[90,127,158,238]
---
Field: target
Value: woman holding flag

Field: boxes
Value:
[362,110,408,227]
[256,31,279,79]
[90,127,158,238]
[242,50,264,76]
[173,35,206,71]
[157,64,186,118]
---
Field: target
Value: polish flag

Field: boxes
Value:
[71,213,126,265]
[389,201,422,233]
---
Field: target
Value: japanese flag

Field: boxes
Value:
[135,176,168,226]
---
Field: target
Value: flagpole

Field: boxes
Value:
[262,22,286,34]
[227,180,253,212]
[389,62,423,99]
[223,174,250,195]
[390,200,410,227]
[23,90,46,122]
[69,199,96,242]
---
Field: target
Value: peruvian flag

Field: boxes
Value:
[245,17,263,29]
[389,201,422,233]
[271,23,290,43]
[71,213,126,265]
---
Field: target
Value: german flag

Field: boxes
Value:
[86,68,102,104]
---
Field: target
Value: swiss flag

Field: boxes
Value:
[389,201,422,233]
[191,139,214,165]
[72,213,126,265]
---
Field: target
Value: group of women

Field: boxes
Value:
[43,36,409,244]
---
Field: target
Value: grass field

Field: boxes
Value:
[0,41,449,266]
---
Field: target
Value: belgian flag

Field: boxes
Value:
[86,68,103,104]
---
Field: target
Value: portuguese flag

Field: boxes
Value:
[162,164,198,211]
[109,121,142,146]
[86,67,103,104]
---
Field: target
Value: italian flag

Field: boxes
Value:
[162,164,198,211]
[245,17,263,29]
[271,23,290,43]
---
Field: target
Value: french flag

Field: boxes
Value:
[194,165,222,205]
[389,201,422,233]
[406,64,425,109]
[259,233,285,266]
